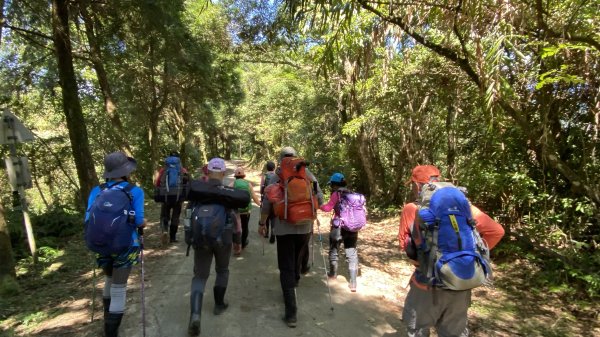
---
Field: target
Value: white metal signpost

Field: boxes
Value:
[0,108,37,263]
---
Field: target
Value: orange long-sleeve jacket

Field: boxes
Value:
[398,203,504,252]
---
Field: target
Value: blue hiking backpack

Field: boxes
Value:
[412,182,492,290]
[155,156,186,202]
[85,183,135,256]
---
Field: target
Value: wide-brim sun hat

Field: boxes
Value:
[103,151,137,179]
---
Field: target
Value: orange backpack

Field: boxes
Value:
[265,157,318,224]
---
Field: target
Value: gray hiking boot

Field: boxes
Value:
[188,291,203,336]
[213,286,229,315]
[328,261,338,279]
[349,269,358,292]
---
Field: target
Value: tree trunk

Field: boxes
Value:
[143,43,167,185]
[52,0,98,207]
[79,1,132,156]
[0,0,16,282]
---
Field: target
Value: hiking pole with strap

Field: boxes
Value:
[138,226,146,337]
[316,219,334,312]
[90,256,97,323]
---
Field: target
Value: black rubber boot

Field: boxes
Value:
[104,312,123,337]
[102,297,111,320]
[282,288,297,328]
[328,261,338,279]
[349,269,358,292]
[169,225,178,243]
[213,286,229,315]
[188,291,203,336]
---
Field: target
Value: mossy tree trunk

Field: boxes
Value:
[52,0,99,207]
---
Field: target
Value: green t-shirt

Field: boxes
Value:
[233,178,252,213]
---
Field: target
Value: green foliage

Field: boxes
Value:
[0,275,20,297]
[31,207,82,239]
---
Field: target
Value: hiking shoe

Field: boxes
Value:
[188,318,200,336]
[214,303,229,315]
[283,315,297,328]
[269,235,275,244]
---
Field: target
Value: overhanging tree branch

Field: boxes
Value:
[3,23,53,41]
[356,0,481,87]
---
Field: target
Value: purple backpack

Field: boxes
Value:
[336,190,367,232]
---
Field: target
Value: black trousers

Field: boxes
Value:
[160,200,183,237]
[276,233,311,290]
[240,213,250,248]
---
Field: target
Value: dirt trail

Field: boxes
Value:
[120,161,406,337]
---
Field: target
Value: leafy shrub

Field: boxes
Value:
[31,206,82,239]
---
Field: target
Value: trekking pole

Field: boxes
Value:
[311,222,315,267]
[138,227,146,337]
[90,257,97,323]
[310,225,315,267]
[258,221,265,256]
[316,219,334,312]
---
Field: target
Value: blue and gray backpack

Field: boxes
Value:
[85,183,135,256]
[184,203,233,255]
[155,156,186,202]
[412,182,492,290]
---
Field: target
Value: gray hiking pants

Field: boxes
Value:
[192,230,233,291]
[329,227,359,270]
[402,283,470,337]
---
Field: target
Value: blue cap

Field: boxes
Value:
[329,172,345,184]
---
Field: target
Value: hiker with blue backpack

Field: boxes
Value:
[398,165,505,337]
[183,157,249,336]
[84,152,147,337]
[319,172,367,292]
[154,151,189,244]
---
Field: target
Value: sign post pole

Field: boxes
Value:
[1,108,36,263]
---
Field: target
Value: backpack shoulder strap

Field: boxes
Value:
[122,182,135,193]
[115,182,135,202]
